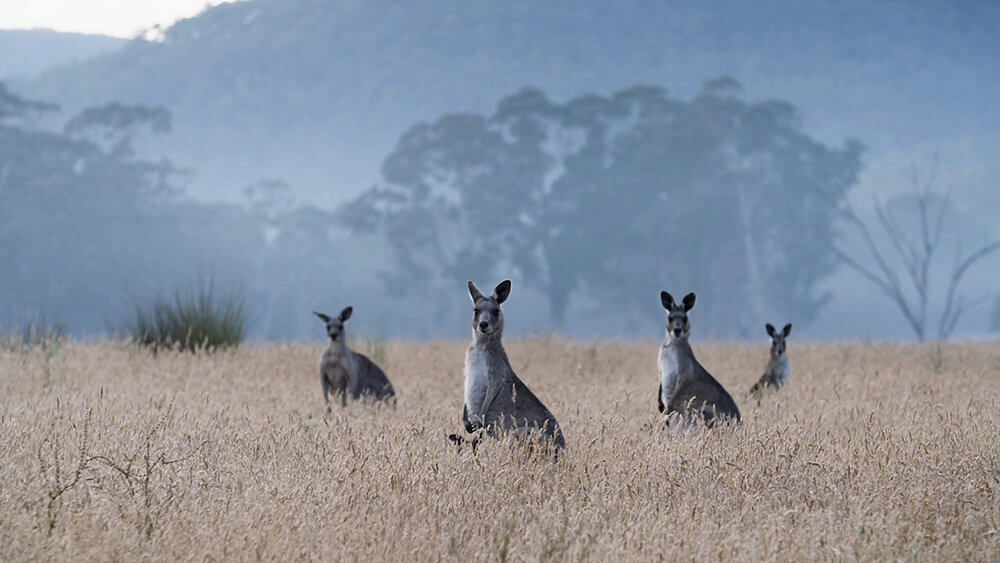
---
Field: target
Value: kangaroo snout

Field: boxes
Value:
[479,321,490,332]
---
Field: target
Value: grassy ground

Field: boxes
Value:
[1,337,998,560]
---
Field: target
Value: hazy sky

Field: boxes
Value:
[0,0,240,37]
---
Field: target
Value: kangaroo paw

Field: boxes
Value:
[448,433,481,454]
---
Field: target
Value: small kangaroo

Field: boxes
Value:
[657,291,741,427]
[314,307,395,410]
[749,323,792,399]
[451,279,565,452]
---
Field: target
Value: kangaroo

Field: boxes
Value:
[450,279,565,452]
[314,307,395,411]
[657,291,741,427]
[749,323,792,399]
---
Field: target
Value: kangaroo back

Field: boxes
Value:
[483,372,565,449]
[353,352,396,404]
[669,362,741,426]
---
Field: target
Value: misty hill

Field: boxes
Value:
[0,29,125,79]
[18,0,1000,208]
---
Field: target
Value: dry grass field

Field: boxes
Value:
[1,336,999,560]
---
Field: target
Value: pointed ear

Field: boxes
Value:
[766,323,776,337]
[468,280,485,303]
[660,291,674,310]
[492,280,511,304]
[682,292,696,311]
[314,311,331,324]
[783,323,792,337]
[339,306,353,322]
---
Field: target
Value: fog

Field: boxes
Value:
[2,0,998,342]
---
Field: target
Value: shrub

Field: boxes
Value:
[128,282,247,352]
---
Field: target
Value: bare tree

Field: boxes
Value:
[828,162,1000,341]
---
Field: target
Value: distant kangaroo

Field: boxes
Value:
[749,323,792,399]
[449,280,565,452]
[314,307,395,410]
[657,291,741,427]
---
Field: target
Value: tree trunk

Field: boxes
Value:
[548,286,569,331]
[736,182,766,335]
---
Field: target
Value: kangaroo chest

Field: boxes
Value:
[768,356,790,383]
[658,344,693,399]
[464,343,491,412]
[321,345,354,384]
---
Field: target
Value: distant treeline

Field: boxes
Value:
[0,81,345,338]
[2,79,994,340]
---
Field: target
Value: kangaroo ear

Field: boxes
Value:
[783,323,792,337]
[766,323,776,337]
[660,291,674,310]
[314,311,331,324]
[468,280,485,303]
[339,306,353,322]
[492,280,511,304]
[682,292,696,311]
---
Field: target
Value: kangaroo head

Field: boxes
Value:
[660,291,696,340]
[766,323,792,356]
[314,307,352,342]
[468,279,510,337]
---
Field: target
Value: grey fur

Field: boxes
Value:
[657,291,741,427]
[750,323,792,398]
[460,280,565,451]
[314,307,395,410]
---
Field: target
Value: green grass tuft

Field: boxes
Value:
[128,282,248,352]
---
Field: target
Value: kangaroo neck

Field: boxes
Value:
[769,353,788,368]
[470,330,511,376]
[471,328,503,348]
[664,335,692,355]
[327,337,349,354]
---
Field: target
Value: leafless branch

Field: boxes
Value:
[821,155,996,341]
[937,239,1000,339]
[829,193,926,339]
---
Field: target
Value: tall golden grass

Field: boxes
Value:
[1,337,998,560]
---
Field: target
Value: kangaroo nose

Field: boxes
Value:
[479,321,489,331]
[673,328,682,337]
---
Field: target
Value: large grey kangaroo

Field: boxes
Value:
[314,307,395,410]
[749,323,792,399]
[657,291,741,427]
[450,280,565,452]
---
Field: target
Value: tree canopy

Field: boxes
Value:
[344,79,863,335]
